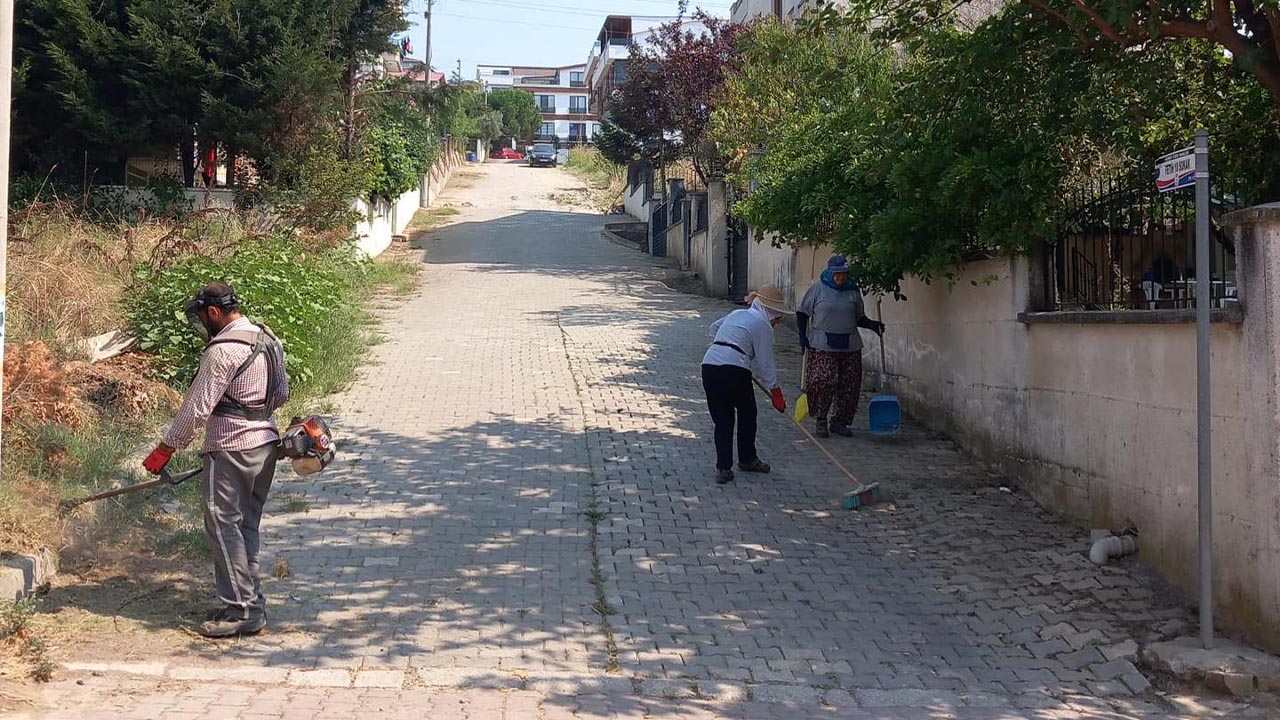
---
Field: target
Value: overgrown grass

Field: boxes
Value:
[403,206,461,238]
[280,253,419,419]
[564,148,626,212]
[1,598,56,682]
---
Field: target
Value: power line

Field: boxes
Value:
[455,0,636,19]
[434,11,601,30]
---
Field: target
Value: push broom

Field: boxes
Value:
[753,377,882,510]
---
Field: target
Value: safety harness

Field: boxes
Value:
[207,324,285,422]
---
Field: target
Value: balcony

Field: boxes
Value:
[520,74,559,86]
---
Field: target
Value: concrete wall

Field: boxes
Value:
[392,185,421,236]
[746,234,837,310]
[352,196,394,258]
[870,244,1279,651]
[666,218,687,270]
[624,181,651,223]
[705,182,731,298]
[691,229,711,285]
[747,229,795,307]
[94,186,238,212]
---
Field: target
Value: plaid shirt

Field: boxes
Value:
[164,317,291,453]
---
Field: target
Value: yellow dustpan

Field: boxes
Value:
[793,351,810,424]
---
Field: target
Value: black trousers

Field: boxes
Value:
[702,364,758,470]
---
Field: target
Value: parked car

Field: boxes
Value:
[490,147,523,160]
[527,143,558,168]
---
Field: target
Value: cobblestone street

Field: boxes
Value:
[17,162,1276,719]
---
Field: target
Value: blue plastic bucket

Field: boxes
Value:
[868,394,902,435]
[466,151,477,162]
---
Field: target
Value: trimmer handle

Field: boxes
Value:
[161,466,203,487]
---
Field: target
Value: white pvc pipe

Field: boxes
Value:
[1089,535,1138,566]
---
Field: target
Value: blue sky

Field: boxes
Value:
[401,0,733,80]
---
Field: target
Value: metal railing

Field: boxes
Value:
[1040,164,1247,311]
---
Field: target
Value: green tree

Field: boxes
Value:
[614,10,746,182]
[713,6,1280,294]
[486,89,542,140]
[594,116,642,166]
[336,0,407,158]
[427,81,503,144]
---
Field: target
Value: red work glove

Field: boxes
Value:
[770,387,786,413]
[143,444,175,475]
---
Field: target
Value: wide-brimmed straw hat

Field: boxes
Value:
[748,285,792,314]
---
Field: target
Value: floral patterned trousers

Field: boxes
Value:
[804,350,863,426]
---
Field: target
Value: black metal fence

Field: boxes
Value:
[651,196,668,257]
[1041,164,1247,311]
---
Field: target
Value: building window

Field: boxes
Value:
[569,96,588,114]
[492,69,511,76]
[611,60,628,85]
[536,95,555,112]
[592,124,601,137]
[539,122,555,138]
[570,71,585,87]
[569,123,587,140]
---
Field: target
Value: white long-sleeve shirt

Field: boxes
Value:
[701,305,780,389]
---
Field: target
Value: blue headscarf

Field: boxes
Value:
[821,255,856,291]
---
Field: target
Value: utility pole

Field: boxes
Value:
[424,0,434,79]
[0,0,15,469]
[1194,129,1214,650]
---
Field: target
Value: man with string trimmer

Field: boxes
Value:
[142,282,290,639]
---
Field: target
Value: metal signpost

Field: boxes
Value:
[1156,133,1214,649]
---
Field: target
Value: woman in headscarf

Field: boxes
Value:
[701,285,790,484]
[797,255,884,438]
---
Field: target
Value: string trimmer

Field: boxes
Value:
[60,466,203,515]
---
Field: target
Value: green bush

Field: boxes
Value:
[127,236,363,389]
[364,125,418,200]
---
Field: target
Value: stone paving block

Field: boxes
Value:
[288,669,352,688]
[1090,659,1140,682]
[854,689,961,708]
[1058,647,1105,671]
[747,684,824,706]
[638,679,698,699]
[353,670,406,688]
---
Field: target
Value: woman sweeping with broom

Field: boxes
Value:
[701,285,790,484]
[797,255,885,438]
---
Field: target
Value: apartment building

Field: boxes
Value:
[583,15,702,116]
[477,63,599,143]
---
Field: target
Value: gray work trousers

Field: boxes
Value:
[202,443,279,617]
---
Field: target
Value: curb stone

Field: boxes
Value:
[1144,637,1280,698]
[1,547,57,602]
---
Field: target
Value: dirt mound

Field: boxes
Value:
[2,341,93,429]
[3,343,179,431]
[66,354,181,418]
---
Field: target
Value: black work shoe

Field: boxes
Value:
[738,459,771,474]
[198,609,266,639]
[831,423,854,437]
[815,420,830,438]
[205,604,268,623]
[716,469,735,484]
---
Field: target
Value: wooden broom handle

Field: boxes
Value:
[752,377,864,489]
